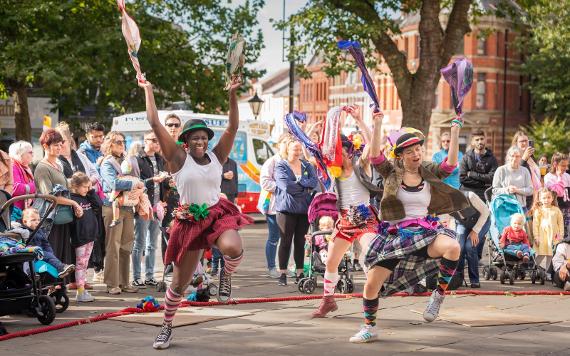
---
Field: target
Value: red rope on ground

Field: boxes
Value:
[1,290,568,342]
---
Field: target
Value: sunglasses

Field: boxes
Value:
[165,123,181,128]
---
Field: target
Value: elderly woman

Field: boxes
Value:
[100,131,143,295]
[8,141,35,216]
[492,147,533,209]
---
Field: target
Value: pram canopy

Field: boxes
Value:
[308,192,338,224]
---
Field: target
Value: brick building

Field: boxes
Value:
[298,14,531,162]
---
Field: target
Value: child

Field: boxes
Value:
[69,172,102,302]
[313,216,335,265]
[552,236,570,291]
[21,208,75,278]
[532,188,564,270]
[500,213,532,263]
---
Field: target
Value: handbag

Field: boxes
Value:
[32,184,74,225]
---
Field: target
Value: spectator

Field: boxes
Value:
[258,133,291,278]
[9,141,36,218]
[538,155,550,180]
[132,131,168,288]
[100,131,142,295]
[164,114,182,142]
[274,140,318,286]
[552,236,570,291]
[78,122,105,165]
[460,130,498,201]
[0,148,13,194]
[511,131,541,208]
[432,131,463,189]
[492,147,533,209]
[34,129,84,274]
[451,191,490,288]
[544,153,570,239]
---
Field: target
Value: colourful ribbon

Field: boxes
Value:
[338,40,381,112]
[440,57,473,117]
[188,203,210,221]
[225,33,246,90]
[117,0,146,83]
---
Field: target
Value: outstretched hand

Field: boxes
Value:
[372,110,384,124]
[346,105,362,121]
[228,76,242,93]
[138,80,152,90]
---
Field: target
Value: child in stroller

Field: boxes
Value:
[500,213,532,263]
[299,214,354,294]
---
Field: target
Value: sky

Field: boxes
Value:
[237,0,308,77]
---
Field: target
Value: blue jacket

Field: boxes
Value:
[432,149,463,189]
[100,157,134,206]
[274,159,318,214]
[78,141,102,165]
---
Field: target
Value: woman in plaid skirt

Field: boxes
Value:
[349,114,469,344]
[312,106,384,318]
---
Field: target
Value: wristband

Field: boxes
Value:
[451,116,464,128]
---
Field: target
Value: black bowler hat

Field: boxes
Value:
[178,119,215,144]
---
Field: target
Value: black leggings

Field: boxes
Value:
[277,212,310,271]
[375,245,430,271]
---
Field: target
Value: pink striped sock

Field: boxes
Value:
[223,251,244,275]
[323,271,339,297]
[163,288,182,324]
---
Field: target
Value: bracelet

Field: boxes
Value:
[451,117,464,128]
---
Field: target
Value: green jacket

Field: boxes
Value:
[373,156,469,222]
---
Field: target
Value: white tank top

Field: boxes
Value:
[171,151,222,207]
[338,171,371,209]
[390,181,431,225]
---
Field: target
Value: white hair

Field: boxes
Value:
[505,146,521,165]
[8,140,33,161]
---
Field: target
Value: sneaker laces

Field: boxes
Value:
[426,292,444,315]
[219,270,231,297]
[155,323,172,343]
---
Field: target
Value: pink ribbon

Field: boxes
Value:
[117,0,146,83]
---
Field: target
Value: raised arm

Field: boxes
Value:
[214,77,241,165]
[346,105,372,144]
[139,81,186,173]
[369,111,393,179]
[447,124,460,167]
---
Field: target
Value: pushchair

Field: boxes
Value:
[0,192,62,327]
[297,192,354,294]
[482,189,545,285]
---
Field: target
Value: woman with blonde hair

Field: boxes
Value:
[511,130,541,208]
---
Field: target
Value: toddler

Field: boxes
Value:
[22,208,75,278]
[500,213,532,263]
[532,188,564,270]
[69,172,102,302]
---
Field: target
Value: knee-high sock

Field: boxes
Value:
[163,288,182,324]
[437,257,459,294]
[323,271,339,297]
[363,297,379,327]
[223,251,243,275]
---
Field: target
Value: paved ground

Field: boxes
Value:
[1,223,569,355]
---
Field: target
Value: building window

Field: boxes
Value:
[404,36,409,57]
[476,73,486,109]
[416,35,420,58]
[477,38,487,55]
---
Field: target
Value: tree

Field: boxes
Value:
[0,0,264,141]
[278,0,476,133]
[516,1,570,120]
[526,118,570,160]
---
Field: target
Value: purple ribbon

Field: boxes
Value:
[440,57,474,116]
[338,40,381,112]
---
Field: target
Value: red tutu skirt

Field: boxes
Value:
[164,198,254,265]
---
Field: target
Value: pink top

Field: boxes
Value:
[544,172,570,202]
[12,160,36,210]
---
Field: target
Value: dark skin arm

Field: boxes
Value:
[139,81,186,173]
[213,78,242,165]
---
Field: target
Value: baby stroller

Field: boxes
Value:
[482,190,545,285]
[0,192,61,328]
[298,192,354,294]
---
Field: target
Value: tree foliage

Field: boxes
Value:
[277,0,477,132]
[517,1,570,120]
[525,118,570,159]
[0,0,264,140]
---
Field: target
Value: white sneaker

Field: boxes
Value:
[564,281,570,292]
[153,322,173,349]
[76,290,95,303]
[349,324,378,343]
[268,268,280,279]
[93,270,104,283]
[423,289,445,322]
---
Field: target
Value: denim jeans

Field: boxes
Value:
[132,215,160,280]
[456,218,490,284]
[265,214,280,270]
[211,247,224,271]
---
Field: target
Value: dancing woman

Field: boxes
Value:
[312,106,383,318]
[349,114,469,343]
[140,78,253,349]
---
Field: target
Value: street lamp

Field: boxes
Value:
[248,92,264,120]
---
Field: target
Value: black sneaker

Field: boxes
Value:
[295,273,305,284]
[353,260,363,272]
[470,282,481,288]
[153,322,173,349]
[278,273,287,286]
[132,279,147,288]
[217,269,232,303]
[145,278,158,286]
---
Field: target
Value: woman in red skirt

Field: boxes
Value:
[139,78,253,350]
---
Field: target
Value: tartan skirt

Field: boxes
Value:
[365,218,456,297]
[164,198,254,265]
[332,206,379,243]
